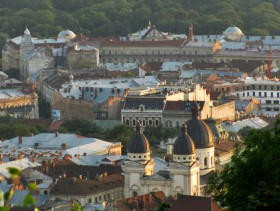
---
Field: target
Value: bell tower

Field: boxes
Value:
[124,122,154,197]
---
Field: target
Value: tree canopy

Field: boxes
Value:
[208,120,280,210]
[1,0,280,50]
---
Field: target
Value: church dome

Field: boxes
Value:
[58,29,76,40]
[223,26,243,42]
[173,124,195,155]
[186,102,214,148]
[128,122,150,153]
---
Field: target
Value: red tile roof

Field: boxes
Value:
[167,195,225,211]
[101,39,185,47]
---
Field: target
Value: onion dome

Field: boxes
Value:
[58,29,76,40]
[173,124,195,155]
[186,102,214,148]
[128,122,150,153]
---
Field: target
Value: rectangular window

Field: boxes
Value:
[271,86,274,90]
[252,85,255,89]
[253,92,255,96]
[259,92,261,97]
[271,92,274,97]
[266,107,272,111]
[264,92,267,97]
[247,92,249,96]
[266,100,272,104]
[247,86,249,90]
[277,93,279,97]
[264,85,267,90]
[274,100,279,104]
[277,86,280,91]
[274,107,279,111]
[259,85,261,90]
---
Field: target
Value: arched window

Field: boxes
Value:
[132,191,138,196]
[132,119,136,126]
[155,119,159,126]
[142,119,146,126]
[149,120,153,125]
[125,119,130,125]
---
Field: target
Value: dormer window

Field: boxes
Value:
[139,104,145,111]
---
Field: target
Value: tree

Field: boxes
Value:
[105,124,134,154]
[208,120,280,210]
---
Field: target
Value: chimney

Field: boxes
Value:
[188,24,193,41]
[61,143,67,150]
[18,136,22,144]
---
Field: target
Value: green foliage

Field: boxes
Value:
[208,120,280,210]
[71,200,83,211]
[144,125,178,146]
[105,124,134,154]
[0,116,42,140]
[62,119,104,138]
[0,0,280,50]
[237,126,252,139]
[38,93,51,118]
[8,167,21,179]
[0,167,36,209]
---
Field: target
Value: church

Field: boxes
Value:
[124,102,215,197]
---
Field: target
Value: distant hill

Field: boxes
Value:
[0,0,280,49]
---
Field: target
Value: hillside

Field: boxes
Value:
[0,0,280,48]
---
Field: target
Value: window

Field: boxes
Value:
[125,119,130,125]
[278,93,280,98]
[133,191,138,196]
[271,86,274,90]
[259,85,261,90]
[252,85,255,89]
[88,198,92,203]
[44,190,48,195]
[274,107,279,111]
[264,85,267,90]
[149,120,153,125]
[204,157,207,166]
[155,119,159,126]
[247,92,249,96]
[99,196,102,201]
[264,92,267,97]
[259,92,261,97]
[266,100,271,104]
[253,92,255,96]
[132,119,136,126]
[247,86,249,90]
[271,92,273,97]
[274,100,279,104]
[243,92,245,97]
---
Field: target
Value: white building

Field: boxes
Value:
[230,76,280,116]
[124,102,215,198]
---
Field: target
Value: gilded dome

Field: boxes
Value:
[173,124,195,155]
[128,122,150,153]
[186,102,214,148]
[58,29,76,40]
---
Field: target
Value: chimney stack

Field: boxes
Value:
[18,136,22,144]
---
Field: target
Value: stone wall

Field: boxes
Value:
[212,101,235,121]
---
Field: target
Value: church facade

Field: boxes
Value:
[124,102,215,198]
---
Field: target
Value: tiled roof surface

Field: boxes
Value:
[50,173,123,195]
[123,96,165,110]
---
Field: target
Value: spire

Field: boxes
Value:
[24,25,30,36]
[191,101,200,119]
[135,121,142,133]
